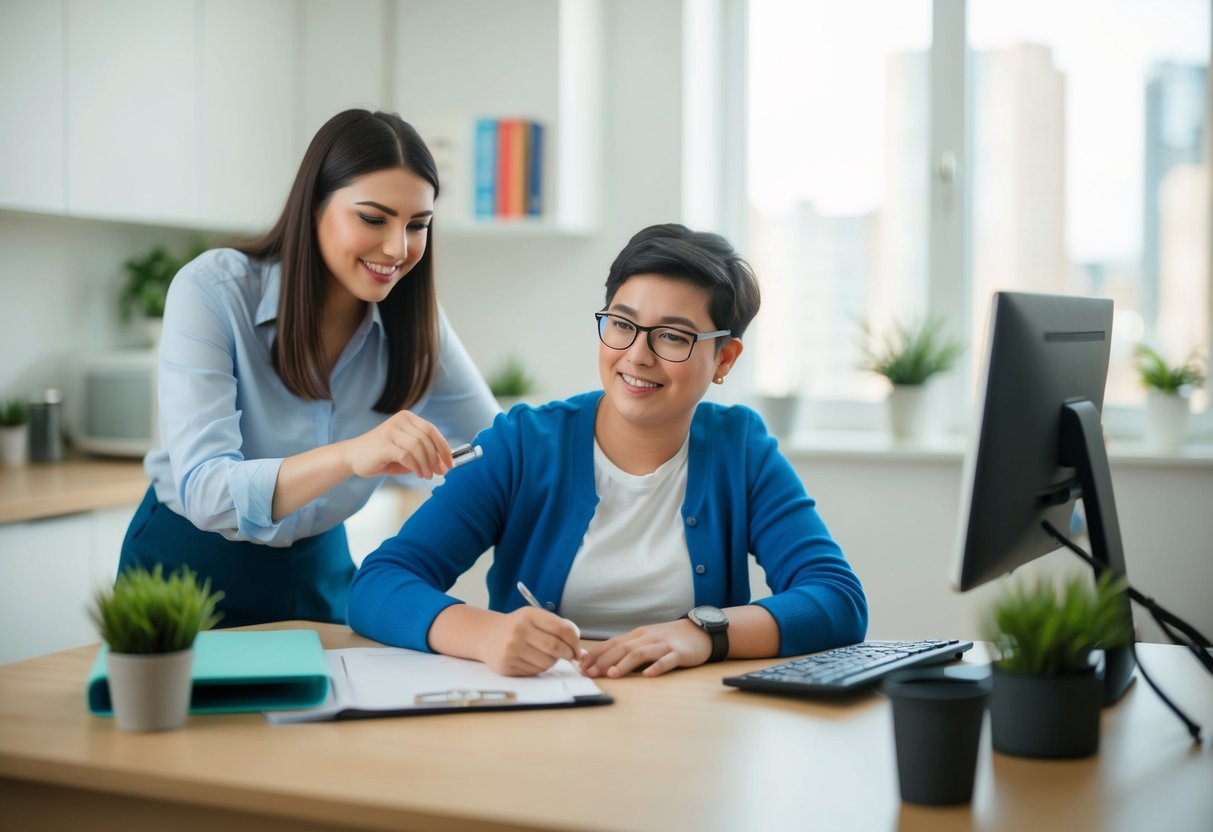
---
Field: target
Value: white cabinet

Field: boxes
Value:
[66,0,198,226]
[0,0,66,214]
[0,505,133,665]
[196,0,297,232]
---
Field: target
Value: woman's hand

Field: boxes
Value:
[579,620,712,678]
[343,410,454,479]
[479,607,583,677]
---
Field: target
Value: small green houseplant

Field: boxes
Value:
[91,565,224,731]
[1135,345,1205,451]
[0,398,29,467]
[488,355,536,407]
[119,241,208,321]
[862,316,963,440]
[862,316,964,386]
[982,571,1132,758]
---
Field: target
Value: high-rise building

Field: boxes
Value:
[1142,62,1206,334]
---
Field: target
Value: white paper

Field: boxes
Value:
[265,647,604,724]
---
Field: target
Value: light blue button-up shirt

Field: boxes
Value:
[143,248,499,546]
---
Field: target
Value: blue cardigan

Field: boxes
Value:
[349,392,868,656]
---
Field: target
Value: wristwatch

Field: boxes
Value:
[682,605,730,663]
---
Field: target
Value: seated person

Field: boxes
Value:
[349,223,868,677]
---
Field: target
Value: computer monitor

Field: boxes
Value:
[952,291,1135,704]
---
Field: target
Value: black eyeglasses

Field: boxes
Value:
[595,312,731,363]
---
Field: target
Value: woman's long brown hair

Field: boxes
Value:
[238,109,440,414]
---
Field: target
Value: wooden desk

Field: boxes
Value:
[1,624,1209,832]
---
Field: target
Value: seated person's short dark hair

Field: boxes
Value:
[604,224,761,340]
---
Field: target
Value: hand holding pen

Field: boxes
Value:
[516,581,585,672]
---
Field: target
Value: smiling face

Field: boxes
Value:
[314,167,435,309]
[596,273,742,441]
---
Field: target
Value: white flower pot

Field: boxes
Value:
[106,647,195,732]
[144,317,164,350]
[756,394,799,440]
[886,384,930,441]
[0,424,28,467]
[1144,388,1190,452]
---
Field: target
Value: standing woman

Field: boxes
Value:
[118,109,499,627]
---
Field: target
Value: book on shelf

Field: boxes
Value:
[473,117,544,221]
[473,118,498,218]
[414,115,470,223]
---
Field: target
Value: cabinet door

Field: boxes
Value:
[0,514,96,665]
[0,0,66,213]
[196,0,297,232]
[66,0,198,226]
[298,0,388,158]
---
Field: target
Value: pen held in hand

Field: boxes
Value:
[451,443,484,468]
[516,581,584,668]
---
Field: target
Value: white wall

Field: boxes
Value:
[0,210,204,400]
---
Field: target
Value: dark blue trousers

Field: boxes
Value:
[118,487,355,627]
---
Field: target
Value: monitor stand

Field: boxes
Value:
[1059,400,1136,705]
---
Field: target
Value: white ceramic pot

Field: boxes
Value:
[1144,388,1190,452]
[106,647,195,732]
[756,394,799,440]
[0,424,28,467]
[144,317,164,350]
[886,384,929,441]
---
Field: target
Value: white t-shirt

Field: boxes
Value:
[559,438,696,638]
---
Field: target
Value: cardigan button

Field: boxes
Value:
[695,564,706,575]
[686,516,698,527]
[545,601,556,611]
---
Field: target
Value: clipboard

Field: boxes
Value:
[264,647,613,723]
[87,629,329,716]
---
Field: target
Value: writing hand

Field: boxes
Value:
[481,607,583,677]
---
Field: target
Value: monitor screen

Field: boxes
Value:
[951,291,1134,702]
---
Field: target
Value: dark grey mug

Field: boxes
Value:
[879,663,992,806]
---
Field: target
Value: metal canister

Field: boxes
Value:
[28,388,65,462]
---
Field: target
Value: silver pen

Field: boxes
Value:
[451,443,484,468]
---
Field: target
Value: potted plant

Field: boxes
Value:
[1135,345,1205,452]
[488,354,536,411]
[90,564,224,732]
[861,316,963,441]
[982,571,1132,759]
[0,398,29,467]
[120,241,206,347]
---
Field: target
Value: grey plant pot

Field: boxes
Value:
[990,666,1102,758]
[106,647,195,732]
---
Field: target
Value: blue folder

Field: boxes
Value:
[87,629,329,716]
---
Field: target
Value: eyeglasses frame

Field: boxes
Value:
[594,311,732,363]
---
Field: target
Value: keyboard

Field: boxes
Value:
[723,639,974,696]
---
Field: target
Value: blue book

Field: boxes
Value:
[474,118,498,218]
[87,629,329,715]
[526,121,544,216]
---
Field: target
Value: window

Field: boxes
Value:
[744,0,1210,432]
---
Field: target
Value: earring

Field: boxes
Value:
[714,376,724,384]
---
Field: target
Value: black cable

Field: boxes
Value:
[1041,520,1209,743]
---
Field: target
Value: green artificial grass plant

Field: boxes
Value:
[91,565,224,654]
[1134,345,1205,394]
[982,571,1133,677]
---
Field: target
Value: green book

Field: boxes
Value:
[87,629,329,716]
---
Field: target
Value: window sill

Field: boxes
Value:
[779,430,1213,469]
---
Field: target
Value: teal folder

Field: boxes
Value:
[87,629,329,716]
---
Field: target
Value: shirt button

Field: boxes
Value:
[686,516,698,527]
[695,564,706,575]
[545,601,556,611]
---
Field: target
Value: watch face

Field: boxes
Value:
[690,606,728,628]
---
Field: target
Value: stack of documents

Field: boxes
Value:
[265,647,612,723]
